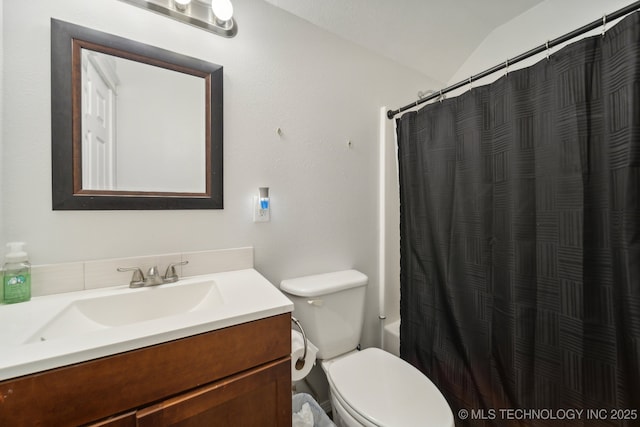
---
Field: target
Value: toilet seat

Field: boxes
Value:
[324,348,454,427]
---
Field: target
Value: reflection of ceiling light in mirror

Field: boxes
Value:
[174,0,191,11]
[211,0,233,23]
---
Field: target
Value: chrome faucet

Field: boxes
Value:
[144,266,165,286]
[118,261,189,288]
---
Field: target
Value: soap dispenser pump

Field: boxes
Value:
[2,242,31,304]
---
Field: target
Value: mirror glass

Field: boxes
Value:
[51,19,223,210]
[80,49,206,193]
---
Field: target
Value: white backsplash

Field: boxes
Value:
[30,247,254,297]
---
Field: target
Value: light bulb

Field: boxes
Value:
[174,0,191,11]
[211,0,233,23]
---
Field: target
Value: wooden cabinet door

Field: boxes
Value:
[136,358,292,427]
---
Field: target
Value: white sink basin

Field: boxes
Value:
[25,280,223,343]
[0,269,293,381]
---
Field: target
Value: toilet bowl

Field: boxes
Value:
[280,270,453,427]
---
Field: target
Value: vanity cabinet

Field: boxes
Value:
[0,313,292,426]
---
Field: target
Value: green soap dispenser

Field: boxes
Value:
[2,242,31,304]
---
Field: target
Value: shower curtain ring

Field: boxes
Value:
[601,14,606,37]
[439,90,443,102]
[469,76,473,91]
[505,59,509,76]
[545,41,550,61]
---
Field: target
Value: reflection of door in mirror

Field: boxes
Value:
[81,50,117,190]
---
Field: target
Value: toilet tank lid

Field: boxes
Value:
[280,270,368,297]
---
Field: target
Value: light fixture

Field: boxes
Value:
[118,0,237,38]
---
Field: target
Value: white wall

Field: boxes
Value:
[1,0,433,352]
[448,0,634,90]
[380,107,400,329]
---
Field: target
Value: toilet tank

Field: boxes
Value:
[280,270,368,360]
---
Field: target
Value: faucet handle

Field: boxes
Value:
[163,261,189,283]
[117,267,145,288]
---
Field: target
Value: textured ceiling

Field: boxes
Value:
[264,0,545,83]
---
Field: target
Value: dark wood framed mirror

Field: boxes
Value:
[51,19,223,210]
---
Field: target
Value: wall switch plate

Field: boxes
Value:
[253,196,270,222]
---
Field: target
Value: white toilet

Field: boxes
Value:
[281,270,454,427]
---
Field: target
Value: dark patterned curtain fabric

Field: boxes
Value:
[397,12,640,427]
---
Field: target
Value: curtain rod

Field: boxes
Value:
[387,0,640,120]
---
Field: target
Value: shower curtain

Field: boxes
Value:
[397,12,639,427]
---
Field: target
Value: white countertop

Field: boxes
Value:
[0,269,293,381]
